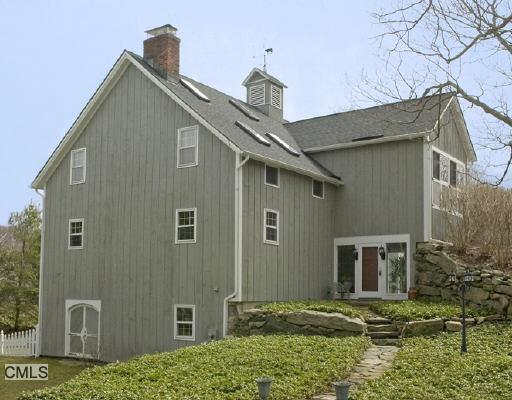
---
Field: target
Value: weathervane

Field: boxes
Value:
[254,48,273,72]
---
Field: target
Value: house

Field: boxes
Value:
[31,24,476,361]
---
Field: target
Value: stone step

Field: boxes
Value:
[367,331,401,339]
[371,338,401,346]
[367,324,397,332]
[366,317,392,325]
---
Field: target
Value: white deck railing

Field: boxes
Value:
[0,325,39,357]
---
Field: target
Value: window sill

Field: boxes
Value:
[263,240,279,246]
[174,336,195,341]
[175,240,197,244]
[264,182,280,189]
[177,163,198,169]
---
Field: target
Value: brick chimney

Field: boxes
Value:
[143,24,180,78]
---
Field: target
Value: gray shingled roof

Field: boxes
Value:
[129,52,338,181]
[285,94,453,150]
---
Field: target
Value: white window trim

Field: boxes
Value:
[432,146,465,186]
[312,179,324,199]
[64,299,101,359]
[69,148,86,185]
[174,304,195,341]
[177,126,199,168]
[175,208,197,244]
[68,218,84,250]
[249,83,265,106]
[264,164,280,188]
[270,84,282,109]
[263,208,279,245]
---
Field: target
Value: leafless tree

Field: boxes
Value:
[358,0,512,185]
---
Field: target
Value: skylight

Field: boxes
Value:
[235,121,270,146]
[265,132,300,156]
[180,79,210,102]
[229,99,260,121]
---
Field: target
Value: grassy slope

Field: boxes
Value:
[20,335,370,400]
[0,356,93,400]
[352,323,512,400]
[258,300,365,319]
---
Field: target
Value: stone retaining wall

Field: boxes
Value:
[415,242,512,319]
[230,309,367,337]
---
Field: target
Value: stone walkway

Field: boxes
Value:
[312,345,399,399]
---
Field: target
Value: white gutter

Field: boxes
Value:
[303,131,430,154]
[223,152,250,337]
[34,187,46,356]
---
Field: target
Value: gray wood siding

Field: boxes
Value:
[40,65,235,361]
[311,140,425,278]
[241,160,335,301]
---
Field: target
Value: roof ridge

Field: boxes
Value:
[285,92,455,126]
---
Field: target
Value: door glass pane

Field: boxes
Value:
[84,336,98,358]
[386,243,407,294]
[69,335,83,355]
[337,245,355,293]
[70,307,83,334]
[85,307,99,335]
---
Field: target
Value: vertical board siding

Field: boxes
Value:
[312,140,425,279]
[242,160,335,301]
[41,65,235,361]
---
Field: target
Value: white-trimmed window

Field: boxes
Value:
[70,148,86,184]
[271,85,282,109]
[265,165,279,187]
[249,84,265,106]
[174,305,195,341]
[312,179,324,199]
[432,147,466,210]
[175,208,197,243]
[69,219,84,249]
[177,126,199,168]
[264,209,279,245]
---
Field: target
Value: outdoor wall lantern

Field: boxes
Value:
[378,245,386,260]
[255,376,273,400]
[352,248,359,260]
[448,270,474,353]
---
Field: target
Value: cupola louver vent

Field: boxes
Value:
[248,84,265,106]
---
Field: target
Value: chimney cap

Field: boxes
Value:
[145,24,178,37]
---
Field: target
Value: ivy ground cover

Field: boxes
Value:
[21,335,370,400]
[352,323,512,400]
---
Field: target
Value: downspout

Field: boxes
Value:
[34,186,46,356]
[223,152,250,337]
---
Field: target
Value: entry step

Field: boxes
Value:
[366,317,392,325]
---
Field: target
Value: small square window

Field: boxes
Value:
[264,209,279,245]
[312,179,324,199]
[265,165,279,187]
[69,219,84,249]
[177,126,198,168]
[70,148,86,185]
[174,305,195,341]
[176,208,197,243]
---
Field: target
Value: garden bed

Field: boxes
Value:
[20,335,371,400]
[351,323,512,400]
[257,300,364,319]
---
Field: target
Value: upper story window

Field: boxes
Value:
[264,209,279,245]
[174,305,195,341]
[312,179,324,199]
[69,219,84,249]
[70,148,86,185]
[271,85,282,109]
[433,151,440,180]
[248,84,265,106]
[177,126,198,168]
[432,148,464,187]
[265,165,279,187]
[175,208,197,243]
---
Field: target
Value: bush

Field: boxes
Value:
[20,335,370,400]
[258,300,364,319]
[368,299,491,321]
[352,323,512,400]
[443,184,512,269]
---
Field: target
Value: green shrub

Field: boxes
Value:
[352,323,512,400]
[368,299,491,321]
[20,335,370,400]
[258,300,364,319]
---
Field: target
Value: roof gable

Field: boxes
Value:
[242,68,287,88]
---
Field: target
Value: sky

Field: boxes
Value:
[0,0,508,224]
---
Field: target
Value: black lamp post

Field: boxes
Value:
[448,270,474,353]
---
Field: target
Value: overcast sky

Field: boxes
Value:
[0,0,507,224]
